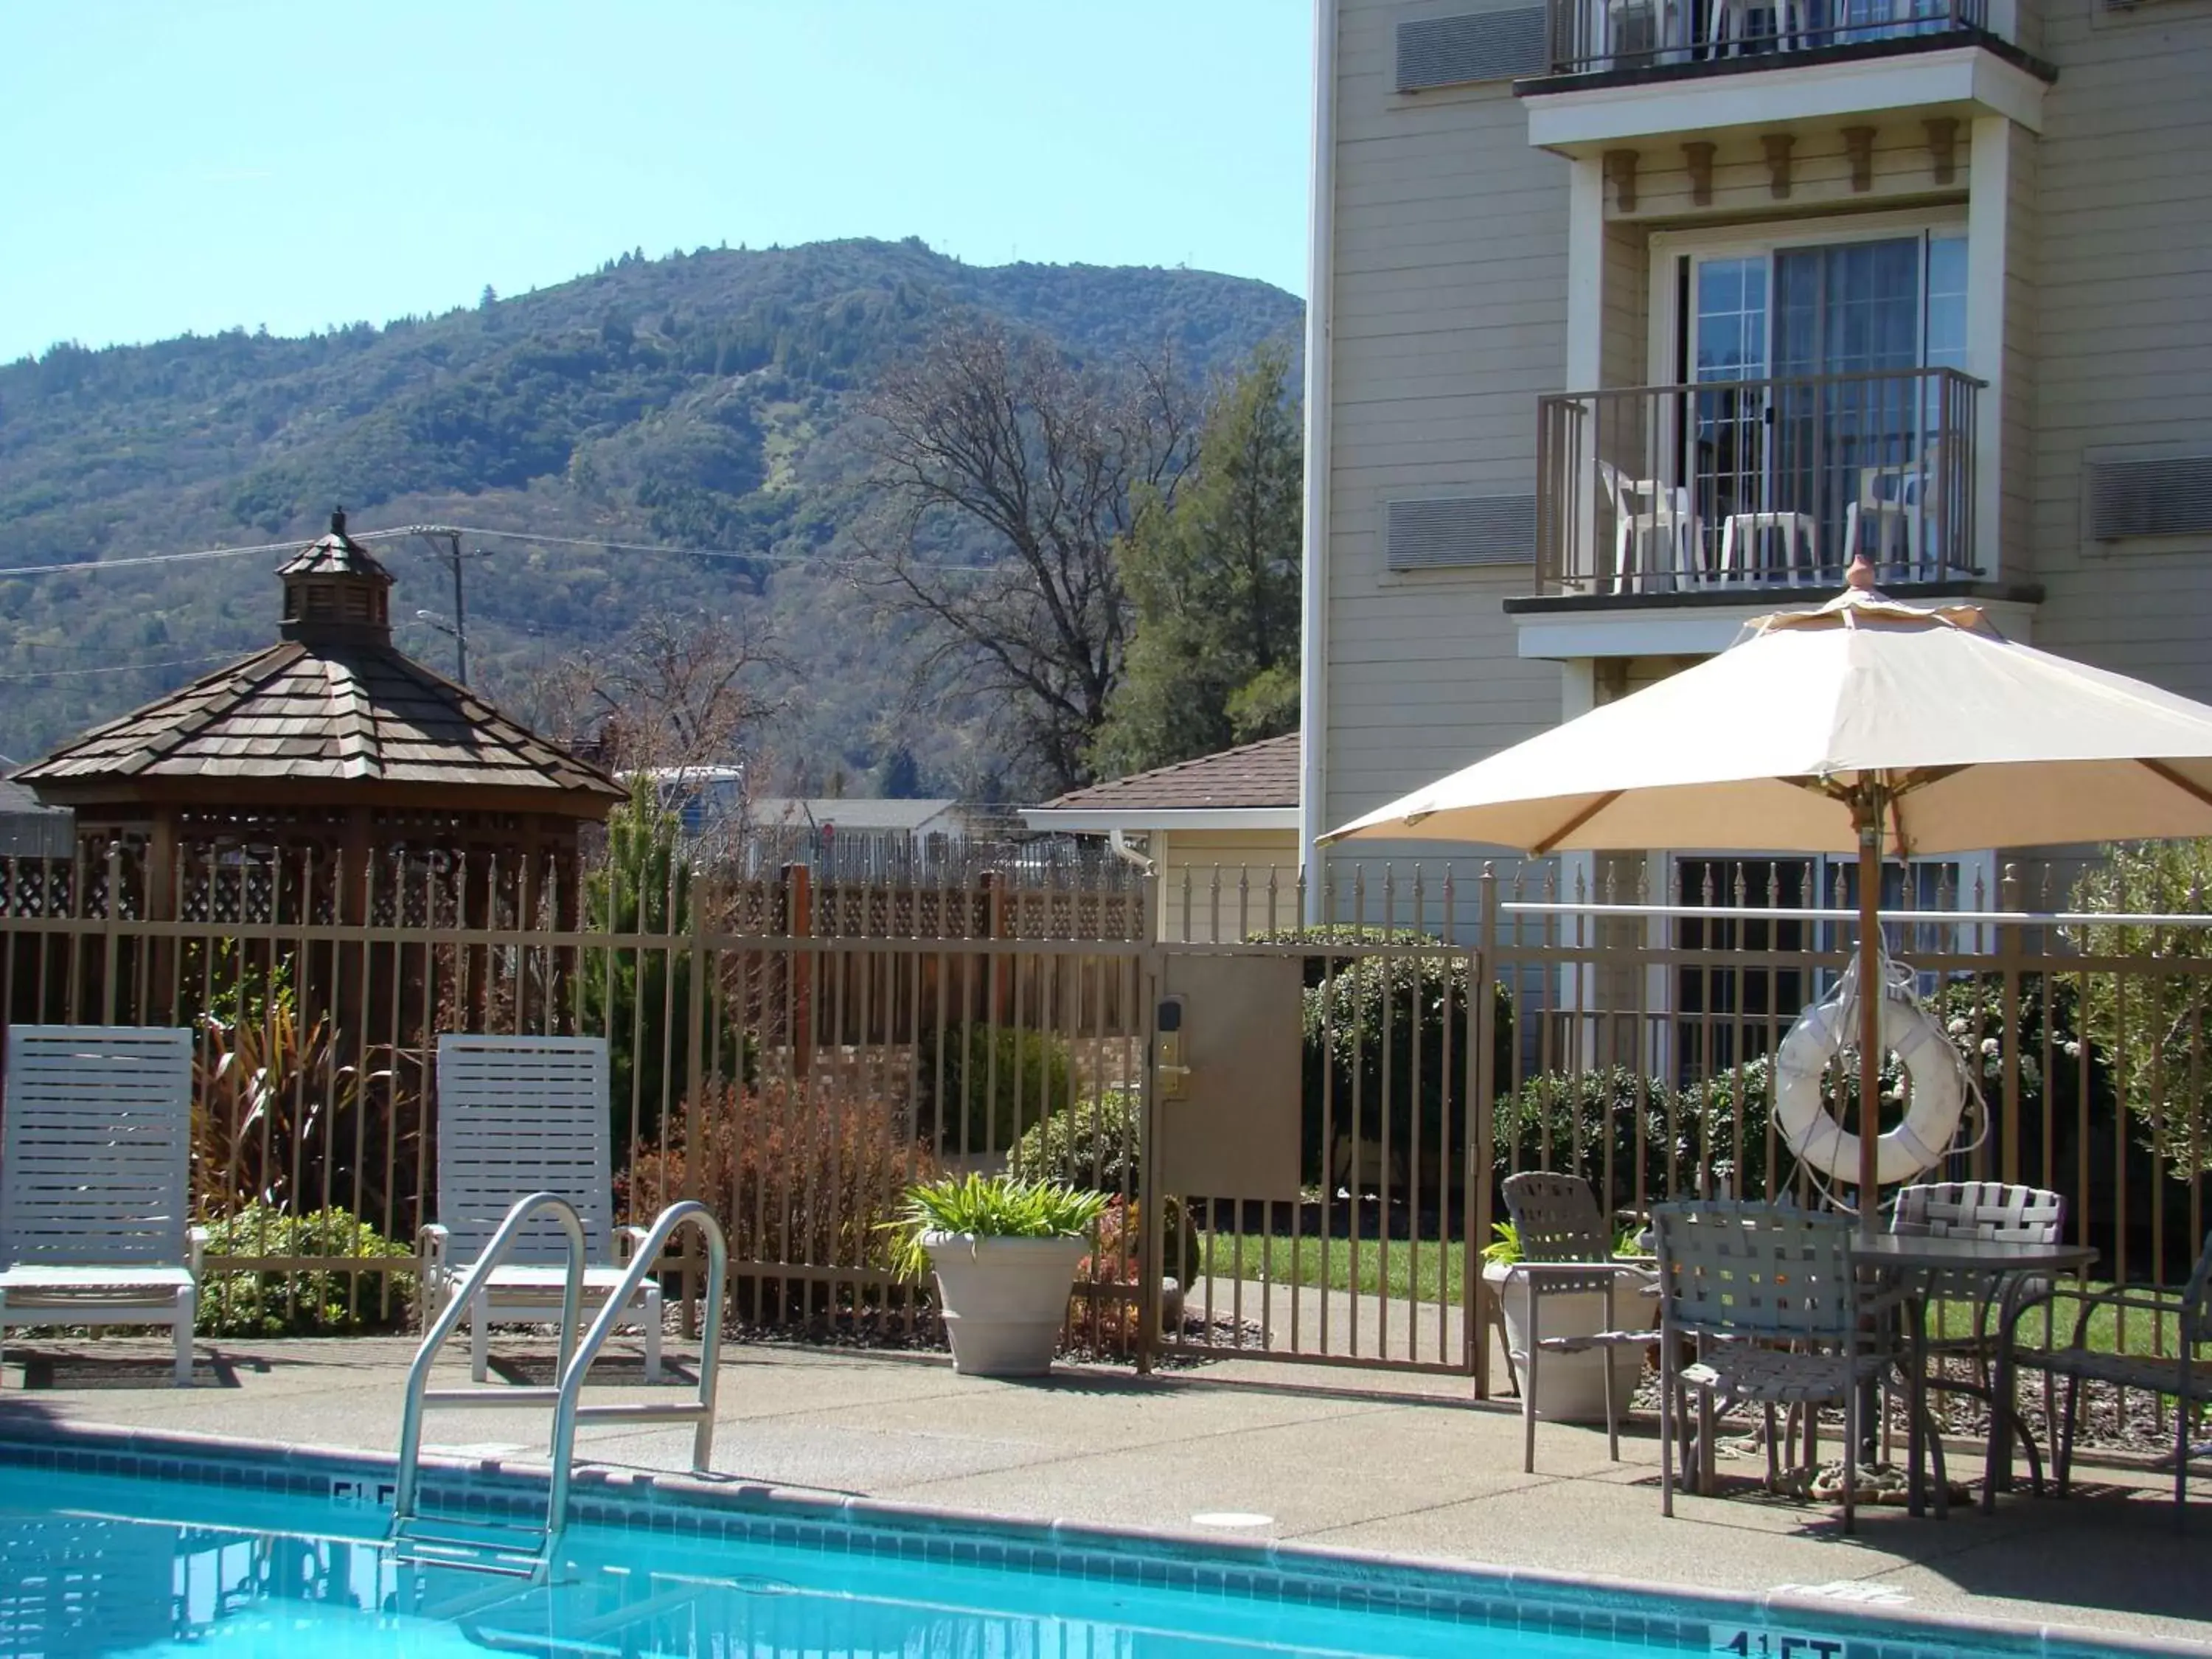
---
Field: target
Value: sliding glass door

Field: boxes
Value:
[1686,229,1965,582]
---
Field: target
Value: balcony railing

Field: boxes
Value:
[1545,0,1987,76]
[1534,366,1982,599]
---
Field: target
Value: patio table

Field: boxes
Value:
[1848,1233,2097,1517]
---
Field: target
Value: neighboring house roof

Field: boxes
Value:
[1021,734,1301,832]
[0,775,72,858]
[747,797,963,835]
[17,641,622,812]
[0,779,60,816]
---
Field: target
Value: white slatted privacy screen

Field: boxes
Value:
[1386,494,1538,569]
[1396,8,1550,90]
[436,1034,614,1265]
[2085,453,2212,543]
[1,1025,192,1267]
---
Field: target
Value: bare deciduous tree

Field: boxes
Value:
[512,607,787,781]
[852,318,1197,796]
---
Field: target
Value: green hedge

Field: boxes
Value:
[196,1205,415,1337]
[914,1023,1076,1155]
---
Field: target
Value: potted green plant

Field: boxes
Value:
[1481,1220,1647,1423]
[889,1173,1110,1377]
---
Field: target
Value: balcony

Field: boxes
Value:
[1532,366,1982,601]
[1517,0,2051,157]
[1542,0,1988,80]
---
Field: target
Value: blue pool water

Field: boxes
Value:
[0,1465,1635,1659]
[0,1455,2135,1659]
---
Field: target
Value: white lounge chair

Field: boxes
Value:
[0,1025,203,1386]
[424,1034,663,1382]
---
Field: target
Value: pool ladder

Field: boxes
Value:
[389,1193,728,1578]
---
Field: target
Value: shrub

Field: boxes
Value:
[914,1023,1075,1155]
[2069,841,2212,1177]
[1493,1066,1678,1211]
[1009,1088,1141,1193]
[1254,925,1516,1192]
[619,1081,937,1297]
[195,1204,414,1337]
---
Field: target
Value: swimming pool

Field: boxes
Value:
[0,1429,2180,1659]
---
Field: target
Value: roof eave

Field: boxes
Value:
[1020,806,1301,834]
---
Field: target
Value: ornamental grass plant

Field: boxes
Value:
[886,1172,1110,1279]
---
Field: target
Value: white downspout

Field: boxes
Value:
[1298,0,1340,923]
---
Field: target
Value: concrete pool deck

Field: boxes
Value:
[1,1334,2205,1648]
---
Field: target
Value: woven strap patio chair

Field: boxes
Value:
[1498,1171,1659,1471]
[2045,1228,2212,1512]
[1890,1180,2066,1490]
[1652,1200,1902,1532]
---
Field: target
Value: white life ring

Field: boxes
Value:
[1773,975,1966,1186]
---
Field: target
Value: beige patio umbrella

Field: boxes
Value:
[1320,563,2212,1217]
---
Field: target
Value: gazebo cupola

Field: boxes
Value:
[279,508,394,647]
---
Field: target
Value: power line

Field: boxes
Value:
[0,521,996,579]
[0,650,243,683]
[435,523,994,574]
[0,535,321,578]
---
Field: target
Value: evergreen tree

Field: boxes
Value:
[580,780,716,1152]
[1091,344,1301,778]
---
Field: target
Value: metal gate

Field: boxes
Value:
[1141,932,1492,1384]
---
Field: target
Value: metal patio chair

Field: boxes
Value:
[1653,1200,1900,1531]
[425,1034,662,1382]
[2046,1228,2212,1513]
[1498,1171,1658,1471]
[0,1025,204,1386]
[1889,1180,2065,1490]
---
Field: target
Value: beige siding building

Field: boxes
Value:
[1300,0,2212,922]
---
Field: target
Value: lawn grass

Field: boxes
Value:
[1197,1231,1472,1306]
[1201,1231,2195,1357]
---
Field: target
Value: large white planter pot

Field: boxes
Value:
[1483,1260,1646,1424]
[925,1231,1089,1377]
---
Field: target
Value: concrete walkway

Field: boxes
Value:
[1,1334,2206,1648]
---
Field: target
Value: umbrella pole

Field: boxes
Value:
[1855,794,1884,1232]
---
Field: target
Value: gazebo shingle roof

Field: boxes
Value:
[20,509,619,814]
[18,641,620,807]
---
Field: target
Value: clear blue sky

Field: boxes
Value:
[0,1,1311,364]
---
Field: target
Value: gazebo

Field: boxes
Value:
[18,510,623,928]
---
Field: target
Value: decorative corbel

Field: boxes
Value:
[1683,141,1717,206]
[1603,148,1640,213]
[1761,133,1795,199]
[1924,116,1960,185]
[1842,126,1876,193]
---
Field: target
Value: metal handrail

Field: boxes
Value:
[392,1191,587,1528]
[547,1200,728,1523]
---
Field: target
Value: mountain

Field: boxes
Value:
[0,237,1302,792]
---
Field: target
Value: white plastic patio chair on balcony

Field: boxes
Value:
[1498,1172,1659,1472]
[0,1025,204,1386]
[425,1034,662,1382]
[1598,461,1700,594]
[1653,1200,1901,1532]
[1719,510,1822,585]
[2045,1228,2212,1513]
[1844,442,1947,581]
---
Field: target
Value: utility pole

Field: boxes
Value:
[406,526,489,685]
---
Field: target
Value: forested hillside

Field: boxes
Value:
[0,237,1301,793]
